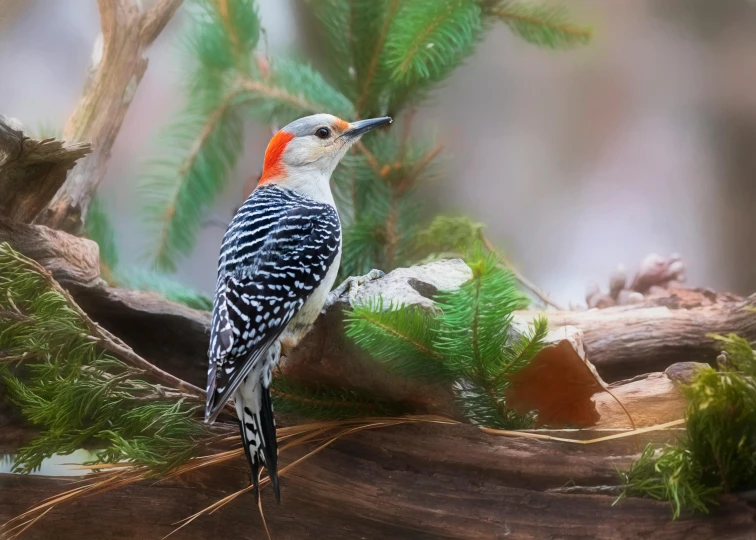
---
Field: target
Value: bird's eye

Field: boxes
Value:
[315,127,331,139]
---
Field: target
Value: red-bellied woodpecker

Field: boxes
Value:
[204,113,392,502]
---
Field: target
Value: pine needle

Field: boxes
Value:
[488,1,593,49]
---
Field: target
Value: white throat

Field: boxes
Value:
[278,164,336,207]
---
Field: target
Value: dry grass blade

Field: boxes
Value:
[481,418,685,444]
[0,507,53,540]
[166,416,448,537]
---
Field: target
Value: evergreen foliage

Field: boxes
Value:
[0,243,208,474]
[346,251,548,429]
[4,0,590,480]
[272,374,407,420]
[138,0,591,277]
[483,1,594,49]
[618,333,756,518]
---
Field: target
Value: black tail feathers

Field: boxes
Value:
[238,383,280,503]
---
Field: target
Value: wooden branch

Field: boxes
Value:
[139,0,184,44]
[514,289,756,382]
[0,116,90,223]
[35,0,183,233]
[3,222,752,406]
[1,249,753,537]
[1,423,753,539]
[0,219,101,287]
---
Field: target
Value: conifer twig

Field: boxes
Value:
[238,78,320,115]
[4,246,206,402]
[396,143,444,195]
[355,0,400,115]
[488,3,593,48]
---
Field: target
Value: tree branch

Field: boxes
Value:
[140,0,184,44]
[35,0,184,233]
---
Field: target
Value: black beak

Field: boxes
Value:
[344,116,392,138]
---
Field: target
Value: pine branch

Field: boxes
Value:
[141,97,243,271]
[272,375,406,420]
[140,0,261,270]
[354,0,400,116]
[488,1,593,49]
[385,0,483,86]
[238,58,355,124]
[0,242,206,400]
[345,297,449,382]
[0,243,210,475]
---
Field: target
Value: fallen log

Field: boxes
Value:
[517,288,756,381]
[3,225,754,538]
[4,225,754,398]
[1,422,753,540]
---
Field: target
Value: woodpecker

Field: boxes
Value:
[204,113,392,501]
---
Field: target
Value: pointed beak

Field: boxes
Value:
[344,116,392,139]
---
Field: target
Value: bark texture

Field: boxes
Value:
[0,116,91,223]
[1,423,754,540]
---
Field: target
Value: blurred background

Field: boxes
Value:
[1,0,755,306]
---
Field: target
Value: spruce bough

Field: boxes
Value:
[135,0,592,279]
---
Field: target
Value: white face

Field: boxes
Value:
[270,113,391,204]
[282,114,357,178]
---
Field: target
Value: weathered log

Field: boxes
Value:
[595,362,703,428]
[35,0,183,233]
[0,116,91,223]
[5,223,751,398]
[3,223,751,401]
[516,289,756,381]
[0,220,101,288]
[1,422,753,540]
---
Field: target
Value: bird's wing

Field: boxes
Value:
[205,192,340,422]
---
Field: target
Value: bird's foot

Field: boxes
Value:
[324,269,385,310]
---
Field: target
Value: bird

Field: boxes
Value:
[204,113,392,502]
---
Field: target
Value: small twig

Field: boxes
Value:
[396,143,443,195]
[479,232,564,310]
[355,140,382,175]
[397,108,416,163]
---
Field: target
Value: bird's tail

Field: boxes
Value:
[234,375,280,502]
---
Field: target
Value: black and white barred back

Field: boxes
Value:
[205,184,341,498]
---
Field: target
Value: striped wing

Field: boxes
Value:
[205,186,341,422]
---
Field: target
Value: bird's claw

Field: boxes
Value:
[324,269,385,310]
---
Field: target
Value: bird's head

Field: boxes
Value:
[258,113,392,201]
